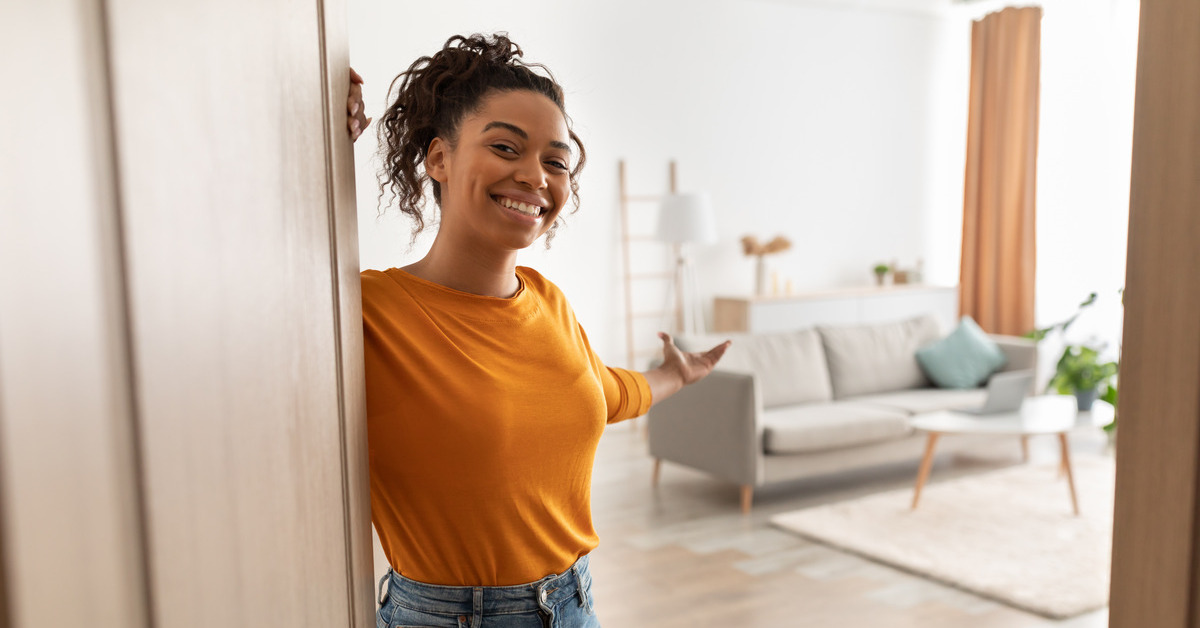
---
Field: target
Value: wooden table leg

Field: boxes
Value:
[1021,435,1029,462]
[1058,432,1080,515]
[911,433,941,509]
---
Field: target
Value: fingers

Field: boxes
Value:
[347,82,363,114]
[348,112,369,141]
[346,76,368,141]
[703,340,732,363]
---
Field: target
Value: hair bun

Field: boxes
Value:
[449,33,523,67]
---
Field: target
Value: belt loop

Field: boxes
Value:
[571,560,591,613]
[377,567,393,606]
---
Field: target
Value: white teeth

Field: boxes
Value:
[497,196,541,217]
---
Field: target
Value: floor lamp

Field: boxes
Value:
[656,193,718,336]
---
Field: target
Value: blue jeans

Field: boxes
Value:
[376,554,601,628]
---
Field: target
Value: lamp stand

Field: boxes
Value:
[672,243,705,336]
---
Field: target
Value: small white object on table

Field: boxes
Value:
[908,396,1115,515]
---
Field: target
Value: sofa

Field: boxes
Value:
[648,314,1038,513]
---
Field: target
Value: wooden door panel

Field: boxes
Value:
[103,0,355,625]
[0,1,150,627]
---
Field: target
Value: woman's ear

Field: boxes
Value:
[425,137,448,183]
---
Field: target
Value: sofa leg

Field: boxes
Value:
[652,458,662,487]
[740,485,753,514]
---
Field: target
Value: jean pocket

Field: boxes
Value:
[383,602,465,628]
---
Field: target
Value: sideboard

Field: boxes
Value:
[712,285,959,333]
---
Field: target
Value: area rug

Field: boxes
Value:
[770,455,1115,619]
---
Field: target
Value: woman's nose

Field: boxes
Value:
[513,157,548,190]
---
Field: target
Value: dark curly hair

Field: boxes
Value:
[376,33,587,246]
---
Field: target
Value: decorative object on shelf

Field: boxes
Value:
[886,258,925,285]
[741,234,792,296]
[1047,343,1118,411]
[872,263,891,286]
[657,192,718,335]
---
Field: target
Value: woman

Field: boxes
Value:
[348,34,729,628]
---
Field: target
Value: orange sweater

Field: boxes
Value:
[360,266,652,586]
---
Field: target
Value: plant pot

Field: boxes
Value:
[1075,388,1099,411]
[874,273,886,286]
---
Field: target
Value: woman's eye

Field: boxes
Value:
[546,160,569,171]
[491,144,517,155]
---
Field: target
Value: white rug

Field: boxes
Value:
[770,455,1115,619]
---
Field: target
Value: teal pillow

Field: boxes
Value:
[915,316,1008,389]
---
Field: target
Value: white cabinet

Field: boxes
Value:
[713,285,959,334]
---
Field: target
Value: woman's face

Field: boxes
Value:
[427,89,573,252]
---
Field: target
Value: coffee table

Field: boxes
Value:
[908,395,1114,516]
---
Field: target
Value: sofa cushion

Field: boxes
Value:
[849,387,989,415]
[761,402,913,454]
[817,315,942,399]
[915,315,1008,388]
[678,329,833,408]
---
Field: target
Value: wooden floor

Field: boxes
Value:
[585,420,1111,628]
[372,422,1111,627]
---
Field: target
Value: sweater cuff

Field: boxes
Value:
[607,367,653,422]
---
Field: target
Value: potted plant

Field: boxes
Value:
[872,263,890,286]
[1046,343,1119,411]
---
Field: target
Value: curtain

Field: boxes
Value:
[960,6,1042,336]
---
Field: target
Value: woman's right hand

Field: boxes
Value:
[348,67,371,142]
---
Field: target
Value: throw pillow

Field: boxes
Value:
[915,315,1007,389]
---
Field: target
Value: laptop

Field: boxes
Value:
[956,370,1035,415]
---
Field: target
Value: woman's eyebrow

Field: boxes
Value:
[482,121,571,153]
[483,121,527,138]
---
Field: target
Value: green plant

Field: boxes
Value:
[1024,293,1098,342]
[1100,382,1118,434]
[873,263,890,275]
[1047,344,1118,395]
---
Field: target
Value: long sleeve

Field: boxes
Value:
[599,365,652,423]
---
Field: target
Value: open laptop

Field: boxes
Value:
[956,370,1036,415]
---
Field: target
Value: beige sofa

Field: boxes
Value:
[649,314,1037,512]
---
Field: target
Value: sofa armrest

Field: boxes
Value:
[990,334,1039,388]
[647,370,763,487]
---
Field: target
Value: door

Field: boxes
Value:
[0,0,372,626]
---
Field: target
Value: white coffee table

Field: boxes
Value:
[908,395,1115,516]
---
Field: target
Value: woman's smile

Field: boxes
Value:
[492,192,549,221]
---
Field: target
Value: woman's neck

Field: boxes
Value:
[402,235,522,298]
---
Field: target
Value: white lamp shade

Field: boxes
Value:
[656,193,718,244]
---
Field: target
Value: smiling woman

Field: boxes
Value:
[351,34,730,628]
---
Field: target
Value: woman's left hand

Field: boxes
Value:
[657,332,730,386]
[347,67,371,141]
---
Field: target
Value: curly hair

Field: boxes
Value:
[376,33,587,246]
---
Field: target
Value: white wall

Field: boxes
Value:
[349,0,1138,371]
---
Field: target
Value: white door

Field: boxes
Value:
[0,1,371,626]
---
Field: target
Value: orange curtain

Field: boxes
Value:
[960,7,1041,336]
